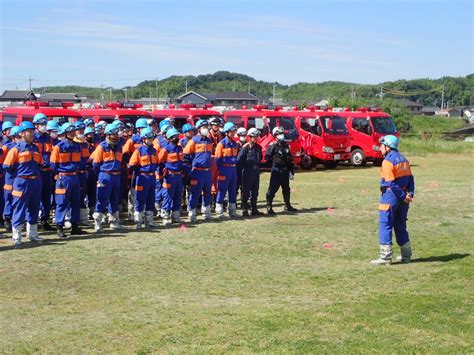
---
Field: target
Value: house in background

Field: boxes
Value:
[175,91,259,108]
[397,99,424,115]
[0,90,38,103]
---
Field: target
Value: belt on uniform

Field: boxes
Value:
[58,172,77,176]
[19,175,38,180]
[193,167,210,171]
[140,172,155,176]
[78,170,87,174]
[103,171,121,175]
[380,186,407,193]
[40,168,53,172]
[222,164,236,167]
[167,170,182,175]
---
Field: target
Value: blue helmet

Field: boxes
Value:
[223,122,237,133]
[17,121,35,133]
[159,120,171,131]
[135,118,149,129]
[46,120,60,131]
[33,113,48,125]
[73,121,86,130]
[105,123,119,135]
[140,127,155,139]
[59,122,75,135]
[10,126,20,137]
[84,127,95,136]
[379,135,399,150]
[182,123,194,133]
[166,128,180,140]
[2,121,14,131]
[113,119,125,129]
[195,119,208,129]
[83,118,94,127]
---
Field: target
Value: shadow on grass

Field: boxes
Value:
[410,253,470,263]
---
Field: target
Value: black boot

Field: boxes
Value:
[71,223,87,235]
[251,201,264,216]
[42,220,54,231]
[283,193,297,212]
[241,200,249,217]
[56,225,67,238]
[4,218,12,232]
[266,197,275,215]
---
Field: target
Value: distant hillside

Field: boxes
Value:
[34,71,474,108]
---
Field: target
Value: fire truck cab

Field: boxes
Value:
[223,105,301,165]
[78,102,152,125]
[151,104,221,131]
[340,107,399,166]
[0,101,84,126]
[286,106,351,169]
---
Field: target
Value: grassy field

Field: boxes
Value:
[0,153,473,353]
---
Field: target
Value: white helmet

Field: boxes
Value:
[247,128,260,137]
[272,126,285,136]
[236,127,247,136]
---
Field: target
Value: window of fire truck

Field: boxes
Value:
[49,116,77,125]
[352,118,371,135]
[226,116,244,127]
[248,117,268,135]
[371,117,397,134]
[300,117,320,135]
[120,115,150,125]
[268,116,299,140]
[1,114,18,124]
[321,116,348,135]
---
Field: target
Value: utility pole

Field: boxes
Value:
[100,83,104,100]
[155,78,158,100]
[273,84,276,104]
[149,89,152,104]
[440,83,445,110]
[124,88,128,101]
[28,75,33,91]
[350,87,356,100]
[185,80,188,92]
[379,86,384,100]
[109,87,112,101]
[248,84,251,94]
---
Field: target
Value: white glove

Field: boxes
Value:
[289,172,294,180]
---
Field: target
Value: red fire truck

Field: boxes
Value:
[151,103,221,131]
[77,102,152,125]
[286,106,351,169]
[339,107,399,166]
[223,105,301,165]
[0,101,84,125]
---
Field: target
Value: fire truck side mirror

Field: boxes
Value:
[367,126,373,135]
[316,125,322,136]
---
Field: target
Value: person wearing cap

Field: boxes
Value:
[183,119,213,222]
[208,117,223,210]
[0,128,8,228]
[2,126,20,232]
[46,120,60,145]
[3,121,44,248]
[179,123,195,210]
[83,118,95,130]
[235,127,248,199]
[1,121,14,145]
[84,127,97,220]
[371,135,415,265]
[214,122,239,218]
[50,123,87,238]
[237,127,263,216]
[153,120,172,212]
[113,120,130,217]
[128,127,159,229]
[72,121,91,226]
[92,124,124,232]
[158,127,184,226]
[265,126,297,214]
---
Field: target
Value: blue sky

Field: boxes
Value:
[0,0,472,91]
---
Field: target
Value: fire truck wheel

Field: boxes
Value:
[323,161,338,169]
[300,154,314,170]
[350,149,366,166]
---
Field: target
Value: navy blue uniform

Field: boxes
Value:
[237,142,262,213]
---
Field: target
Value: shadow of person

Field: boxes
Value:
[410,253,470,263]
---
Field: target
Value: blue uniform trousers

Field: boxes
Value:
[162,172,183,212]
[188,169,212,209]
[86,170,97,212]
[78,172,88,209]
[96,172,121,214]
[216,166,237,204]
[55,175,81,225]
[241,168,260,204]
[378,190,410,246]
[39,170,52,222]
[134,174,156,212]
[12,177,42,228]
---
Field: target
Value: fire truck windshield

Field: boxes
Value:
[321,116,348,135]
[268,117,299,140]
[120,115,150,125]
[371,117,397,134]
[50,116,79,125]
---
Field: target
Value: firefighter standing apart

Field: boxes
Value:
[371,135,415,265]
[265,126,297,214]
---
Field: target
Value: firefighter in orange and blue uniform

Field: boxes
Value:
[154,120,173,210]
[179,123,195,210]
[92,124,124,232]
[371,135,415,265]
[3,121,43,248]
[3,125,20,232]
[183,119,213,222]
[72,120,91,226]
[47,120,60,146]
[128,128,159,229]
[0,132,8,228]
[158,128,184,226]
[214,122,239,217]
[50,123,87,238]
[33,113,54,231]
[84,127,97,220]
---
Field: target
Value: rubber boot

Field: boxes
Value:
[4,217,12,232]
[93,212,104,233]
[145,211,158,227]
[228,203,237,218]
[396,241,412,263]
[134,211,143,230]
[251,200,264,216]
[188,208,197,223]
[203,205,212,221]
[41,220,54,231]
[283,193,297,212]
[171,210,181,223]
[56,225,67,238]
[371,245,393,265]
[215,203,224,218]
[27,223,43,243]
[71,223,87,235]
[12,224,23,248]
[241,200,249,217]
[161,211,171,227]
[110,212,123,230]
[80,208,92,227]
[266,197,275,215]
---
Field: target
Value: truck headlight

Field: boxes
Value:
[345,147,351,152]
[322,146,334,153]
[372,145,381,151]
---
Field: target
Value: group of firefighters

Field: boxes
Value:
[0,113,414,265]
[0,114,297,248]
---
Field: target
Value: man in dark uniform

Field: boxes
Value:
[237,128,263,216]
[265,126,297,214]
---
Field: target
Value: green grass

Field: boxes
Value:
[1,154,473,353]
[400,137,474,155]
